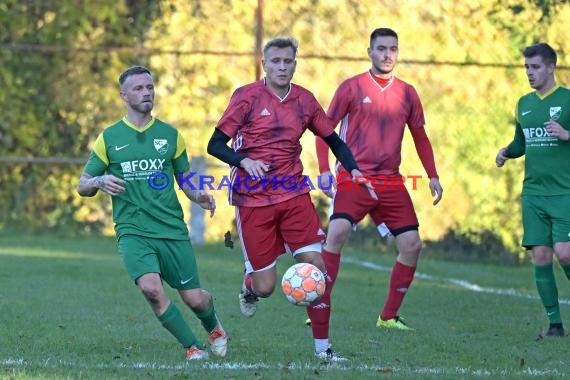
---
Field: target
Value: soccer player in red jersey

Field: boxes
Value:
[207,37,373,361]
[314,28,443,340]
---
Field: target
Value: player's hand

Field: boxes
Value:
[96,175,126,196]
[429,177,443,206]
[193,190,216,217]
[240,158,269,179]
[319,170,336,198]
[350,169,378,200]
[545,120,569,141]
[495,147,509,168]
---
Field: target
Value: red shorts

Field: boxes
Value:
[332,183,418,236]
[236,194,326,273]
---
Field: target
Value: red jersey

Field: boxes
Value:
[327,72,425,176]
[216,79,335,207]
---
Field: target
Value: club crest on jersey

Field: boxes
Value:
[549,106,561,121]
[154,139,168,155]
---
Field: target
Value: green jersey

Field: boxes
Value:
[507,85,570,196]
[83,117,191,240]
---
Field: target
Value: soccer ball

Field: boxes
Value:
[281,263,326,306]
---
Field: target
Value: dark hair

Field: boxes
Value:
[118,66,152,86]
[370,28,398,47]
[263,37,298,57]
[523,43,557,66]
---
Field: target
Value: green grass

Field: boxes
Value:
[1,232,569,379]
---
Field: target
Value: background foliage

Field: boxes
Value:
[1,0,569,262]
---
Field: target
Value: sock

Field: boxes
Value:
[307,249,341,342]
[158,302,199,348]
[194,297,218,333]
[314,338,329,353]
[244,273,255,294]
[535,264,561,324]
[380,260,416,321]
[562,263,570,281]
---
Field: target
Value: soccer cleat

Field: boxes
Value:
[376,315,414,331]
[305,318,312,326]
[315,347,348,362]
[545,325,565,337]
[186,345,209,360]
[208,323,228,357]
[238,279,259,318]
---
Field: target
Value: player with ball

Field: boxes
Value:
[208,37,374,361]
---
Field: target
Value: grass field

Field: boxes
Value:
[1,231,569,379]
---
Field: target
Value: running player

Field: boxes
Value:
[77,66,227,360]
[207,37,372,361]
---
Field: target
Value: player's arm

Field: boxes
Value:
[176,169,216,218]
[316,80,350,177]
[505,123,526,158]
[315,136,334,197]
[77,133,125,197]
[322,132,377,200]
[207,129,268,178]
[497,122,525,167]
[77,172,125,197]
[409,127,443,205]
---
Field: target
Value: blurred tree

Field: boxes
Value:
[0,0,568,261]
[0,0,160,232]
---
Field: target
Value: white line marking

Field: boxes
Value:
[342,256,570,305]
[1,358,567,377]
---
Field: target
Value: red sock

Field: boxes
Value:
[307,249,341,339]
[380,261,416,320]
[244,273,254,293]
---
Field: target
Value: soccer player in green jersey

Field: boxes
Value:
[77,66,228,359]
[496,43,570,337]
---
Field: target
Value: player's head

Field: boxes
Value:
[523,43,557,67]
[263,37,298,59]
[119,66,155,114]
[522,43,557,92]
[262,37,298,96]
[368,28,399,77]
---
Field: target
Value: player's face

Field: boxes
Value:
[120,73,155,114]
[368,36,398,77]
[263,46,296,95]
[524,55,554,92]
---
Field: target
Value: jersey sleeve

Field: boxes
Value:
[173,131,191,173]
[506,121,526,158]
[83,133,108,176]
[327,80,353,125]
[406,85,426,129]
[215,88,247,138]
[315,136,331,173]
[307,94,335,138]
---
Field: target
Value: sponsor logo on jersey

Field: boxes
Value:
[522,127,553,139]
[121,158,166,174]
[521,110,532,116]
[362,96,372,104]
[154,139,169,155]
[550,106,561,121]
[260,108,271,116]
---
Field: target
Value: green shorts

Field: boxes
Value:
[118,234,201,290]
[521,194,570,248]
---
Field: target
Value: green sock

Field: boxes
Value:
[194,298,218,333]
[158,303,199,348]
[535,264,561,324]
[562,263,570,281]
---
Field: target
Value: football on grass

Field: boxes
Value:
[281,263,326,306]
